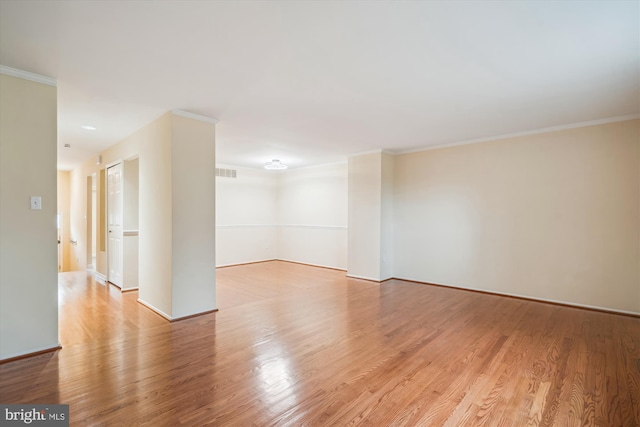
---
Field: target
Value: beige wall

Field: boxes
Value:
[57,170,71,272]
[69,163,89,271]
[394,119,640,314]
[0,73,58,359]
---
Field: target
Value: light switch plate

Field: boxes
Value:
[30,196,42,210]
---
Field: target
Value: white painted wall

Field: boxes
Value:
[215,162,348,270]
[122,158,139,290]
[216,165,278,266]
[347,153,382,280]
[170,114,217,319]
[122,234,139,291]
[277,162,348,269]
[111,114,174,317]
[123,158,139,230]
[394,119,640,314]
[0,73,58,360]
[380,153,394,280]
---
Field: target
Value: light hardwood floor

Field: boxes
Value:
[1,261,639,426]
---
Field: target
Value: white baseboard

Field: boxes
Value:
[216,258,277,268]
[137,298,172,321]
[346,273,384,282]
[94,272,106,284]
[217,258,347,271]
[0,342,61,362]
[278,258,347,271]
[394,276,640,317]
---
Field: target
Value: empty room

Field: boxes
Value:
[0,1,639,426]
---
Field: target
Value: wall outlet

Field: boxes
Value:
[30,196,42,210]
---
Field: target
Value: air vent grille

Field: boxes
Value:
[216,168,237,178]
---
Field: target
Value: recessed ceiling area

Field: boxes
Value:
[0,0,638,171]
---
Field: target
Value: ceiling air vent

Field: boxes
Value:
[216,168,237,178]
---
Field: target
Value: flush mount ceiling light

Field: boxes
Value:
[81,125,97,130]
[264,159,288,170]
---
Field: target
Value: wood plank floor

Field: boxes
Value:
[1,261,639,426]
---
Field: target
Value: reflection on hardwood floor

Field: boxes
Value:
[1,261,639,426]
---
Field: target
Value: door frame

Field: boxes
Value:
[105,159,123,287]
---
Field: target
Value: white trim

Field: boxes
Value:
[216,258,347,271]
[104,159,122,170]
[278,258,347,271]
[137,298,172,321]
[0,65,57,86]
[346,273,383,282]
[348,149,397,157]
[216,224,277,229]
[217,159,348,171]
[123,230,139,236]
[172,109,219,124]
[348,149,383,157]
[394,114,640,155]
[216,224,347,230]
[0,343,61,361]
[280,224,347,230]
[216,258,277,268]
[94,272,107,284]
[394,277,640,316]
[290,159,348,171]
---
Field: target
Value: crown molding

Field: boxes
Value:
[291,159,348,171]
[394,114,640,155]
[0,65,57,87]
[172,109,218,124]
[348,149,395,158]
[216,159,348,172]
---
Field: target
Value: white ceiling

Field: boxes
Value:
[1,0,638,170]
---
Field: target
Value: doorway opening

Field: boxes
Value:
[87,173,97,270]
[57,212,63,272]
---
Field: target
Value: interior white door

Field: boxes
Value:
[57,212,62,272]
[107,163,124,288]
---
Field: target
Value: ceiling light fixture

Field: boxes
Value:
[81,125,97,130]
[264,159,288,170]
